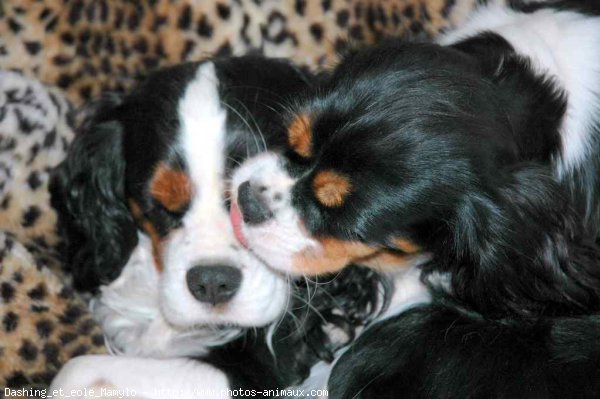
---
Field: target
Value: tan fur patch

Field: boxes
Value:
[313,170,351,207]
[358,251,417,270]
[129,200,163,272]
[150,164,192,212]
[392,238,421,254]
[292,238,415,274]
[288,113,313,158]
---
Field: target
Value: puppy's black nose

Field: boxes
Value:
[186,265,242,305]
[237,180,273,225]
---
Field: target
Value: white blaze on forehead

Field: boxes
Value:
[178,62,227,213]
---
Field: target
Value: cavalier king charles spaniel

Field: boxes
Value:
[231,1,600,397]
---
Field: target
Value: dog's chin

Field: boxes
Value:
[96,284,288,358]
[159,299,286,330]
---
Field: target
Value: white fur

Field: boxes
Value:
[439,4,600,174]
[50,355,231,399]
[160,63,288,328]
[231,152,321,274]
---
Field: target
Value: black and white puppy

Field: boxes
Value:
[49,56,388,395]
[230,2,600,397]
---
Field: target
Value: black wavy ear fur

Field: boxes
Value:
[428,163,600,318]
[50,94,138,291]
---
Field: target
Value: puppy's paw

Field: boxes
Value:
[50,355,117,393]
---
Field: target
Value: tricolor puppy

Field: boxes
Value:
[231,3,600,397]
[51,57,312,354]
[231,1,600,318]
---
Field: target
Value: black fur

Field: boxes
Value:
[270,7,600,398]
[50,94,138,291]
[286,38,600,317]
[329,298,600,399]
[509,0,600,15]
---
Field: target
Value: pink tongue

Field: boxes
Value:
[230,202,248,248]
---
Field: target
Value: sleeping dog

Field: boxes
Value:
[231,1,600,397]
[49,56,389,395]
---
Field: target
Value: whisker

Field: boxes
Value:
[220,100,257,158]
[227,156,242,167]
[232,98,267,153]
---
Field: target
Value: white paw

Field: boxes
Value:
[50,354,232,399]
[50,355,116,393]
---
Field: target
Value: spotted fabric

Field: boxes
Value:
[0,0,478,104]
[0,231,105,389]
[0,72,106,390]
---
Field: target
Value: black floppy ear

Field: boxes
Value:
[443,164,600,317]
[50,96,137,292]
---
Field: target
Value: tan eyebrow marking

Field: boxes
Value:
[288,113,313,158]
[150,163,192,212]
[391,238,421,254]
[313,170,352,207]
